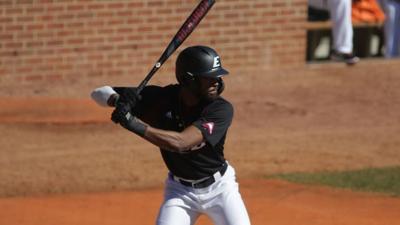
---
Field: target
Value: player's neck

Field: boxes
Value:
[180,88,200,107]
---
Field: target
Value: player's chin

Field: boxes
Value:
[204,90,218,100]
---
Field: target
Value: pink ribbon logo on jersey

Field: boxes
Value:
[202,122,215,135]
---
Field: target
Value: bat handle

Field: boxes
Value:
[136,62,161,95]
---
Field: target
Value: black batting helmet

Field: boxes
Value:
[176,46,229,94]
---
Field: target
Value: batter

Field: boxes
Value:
[91,46,251,225]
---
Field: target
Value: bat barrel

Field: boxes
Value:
[135,0,216,95]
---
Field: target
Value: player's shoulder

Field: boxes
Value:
[203,96,234,116]
[216,96,232,106]
[210,96,233,109]
[141,84,178,98]
[143,84,178,92]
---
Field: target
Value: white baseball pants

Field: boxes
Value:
[156,164,251,225]
[309,0,354,53]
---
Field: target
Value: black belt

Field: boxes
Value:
[172,163,228,189]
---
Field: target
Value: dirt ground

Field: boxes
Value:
[1,179,400,225]
[1,60,400,224]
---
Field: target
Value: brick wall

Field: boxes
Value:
[0,0,307,85]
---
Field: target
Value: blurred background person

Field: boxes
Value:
[378,0,400,58]
[309,0,360,64]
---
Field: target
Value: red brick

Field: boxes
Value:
[147,1,164,7]
[26,7,45,14]
[57,30,73,37]
[87,54,104,61]
[0,0,12,6]
[45,74,63,82]
[108,2,124,9]
[98,28,115,35]
[138,9,154,16]
[117,10,133,17]
[97,11,114,17]
[45,57,63,64]
[66,22,84,29]
[79,29,94,35]
[57,14,75,20]
[47,40,63,46]
[67,4,85,11]
[77,12,94,19]
[47,5,64,13]
[87,37,105,44]
[67,38,84,45]
[0,0,310,84]
[0,34,13,41]
[47,23,64,29]
[56,64,73,70]
[87,20,105,27]
[6,8,23,14]
[87,3,105,10]
[138,26,153,32]
[17,66,32,73]
[146,34,163,40]
[127,17,144,24]
[26,41,44,48]
[127,35,143,41]
[25,75,43,81]
[107,19,124,26]
[107,69,124,76]
[5,42,23,48]
[147,17,164,23]
[0,17,13,23]
[5,25,23,31]
[127,2,144,8]
[156,8,173,14]
[15,0,33,4]
[107,36,124,43]
[117,27,133,33]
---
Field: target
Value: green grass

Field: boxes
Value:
[270,166,400,196]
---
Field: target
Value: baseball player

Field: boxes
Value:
[91,45,251,225]
[378,0,400,58]
[308,0,360,64]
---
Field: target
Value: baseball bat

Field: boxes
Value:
[135,0,216,95]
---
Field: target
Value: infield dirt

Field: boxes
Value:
[1,60,400,224]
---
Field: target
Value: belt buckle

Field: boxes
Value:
[193,176,214,188]
[172,175,206,188]
[172,164,227,188]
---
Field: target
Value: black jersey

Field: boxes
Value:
[114,84,233,180]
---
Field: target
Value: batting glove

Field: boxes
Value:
[111,101,147,137]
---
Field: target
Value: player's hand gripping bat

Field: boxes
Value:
[135,0,216,95]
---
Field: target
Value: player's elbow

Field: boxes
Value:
[165,137,192,152]
[145,126,202,153]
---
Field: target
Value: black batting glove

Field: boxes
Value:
[111,100,131,124]
[111,101,147,137]
[118,89,142,109]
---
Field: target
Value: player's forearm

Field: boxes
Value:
[143,126,192,152]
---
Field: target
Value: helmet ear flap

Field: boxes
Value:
[217,78,225,95]
[182,72,196,85]
[176,70,193,85]
[178,72,200,94]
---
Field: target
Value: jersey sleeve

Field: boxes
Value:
[192,100,234,147]
[112,86,165,125]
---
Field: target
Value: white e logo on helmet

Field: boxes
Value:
[213,56,221,68]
